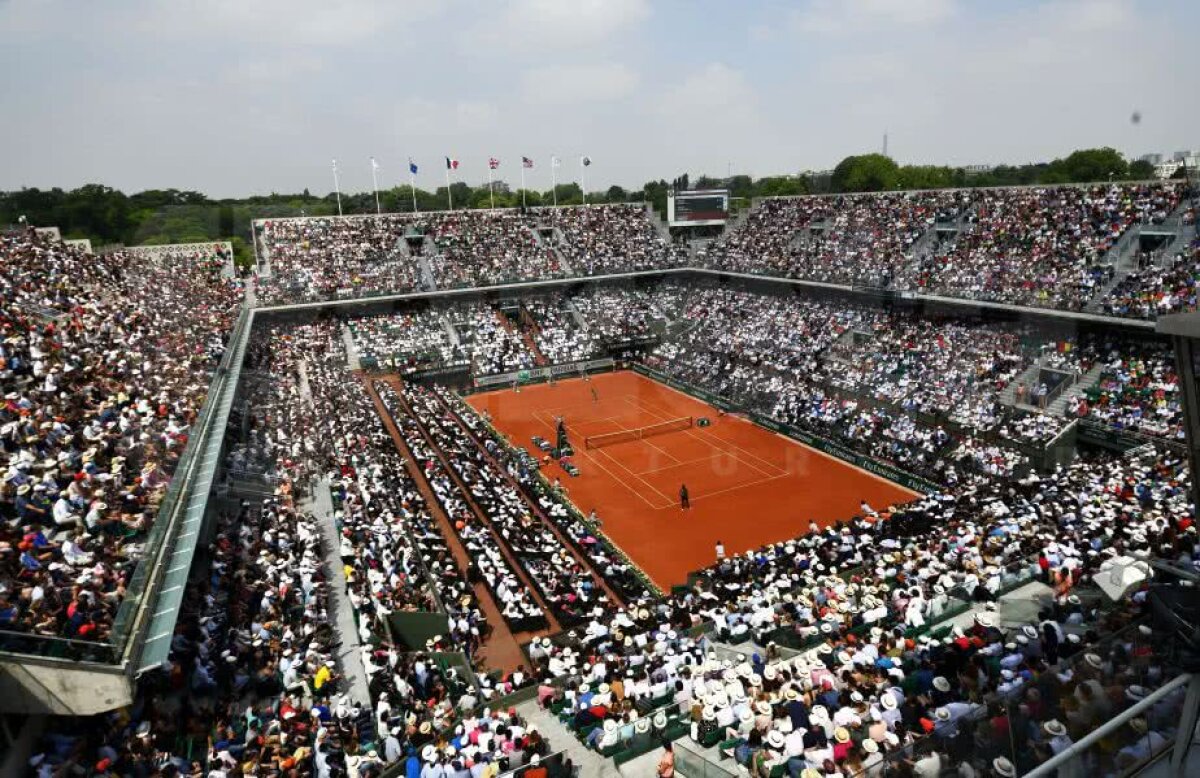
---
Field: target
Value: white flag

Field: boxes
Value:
[551,156,561,168]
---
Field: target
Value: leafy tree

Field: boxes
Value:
[217,205,235,238]
[606,185,628,202]
[641,179,669,216]
[1128,159,1156,180]
[831,154,901,192]
[727,175,755,200]
[897,165,955,190]
[1055,147,1128,183]
[545,183,583,206]
[755,176,808,197]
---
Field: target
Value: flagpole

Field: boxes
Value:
[551,157,558,208]
[370,157,381,214]
[581,157,587,206]
[445,163,453,210]
[520,164,527,210]
[332,159,343,216]
[487,163,495,210]
[409,166,418,213]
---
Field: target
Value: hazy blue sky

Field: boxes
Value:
[1,0,1195,197]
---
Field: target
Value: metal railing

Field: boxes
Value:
[0,306,252,666]
[1024,674,1194,778]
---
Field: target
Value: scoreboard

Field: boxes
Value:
[667,188,729,227]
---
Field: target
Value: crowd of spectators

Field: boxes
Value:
[1064,338,1183,440]
[1101,237,1200,319]
[522,297,601,365]
[257,205,689,305]
[436,384,655,605]
[15,212,1200,776]
[396,381,619,630]
[899,184,1183,309]
[706,192,972,287]
[257,216,418,305]
[339,281,1192,479]
[642,285,1065,482]
[253,186,1193,322]
[532,441,1196,775]
[446,302,538,377]
[1,229,241,643]
[347,308,467,375]
[545,204,687,276]
[423,210,563,289]
[570,284,688,345]
[375,380,548,633]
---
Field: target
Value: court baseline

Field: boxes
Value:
[530,408,675,509]
[621,394,787,479]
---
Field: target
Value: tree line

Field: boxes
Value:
[0,147,1178,266]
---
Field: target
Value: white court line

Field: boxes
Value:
[637,454,729,475]
[685,472,790,504]
[605,415,682,465]
[594,446,676,506]
[530,409,673,510]
[623,394,784,479]
[639,374,920,498]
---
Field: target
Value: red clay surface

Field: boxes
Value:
[466,371,918,590]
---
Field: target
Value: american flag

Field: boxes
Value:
[488,157,500,170]
[522,156,534,168]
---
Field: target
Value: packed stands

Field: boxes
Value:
[706,191,973,286]
[12,210,1200,777]
[570,284,689,345]
[1064,338,1183,440]
[1101,237,1200,319]
[900,184,1183,309]
[530,445,1195,775]
[257,216,418,305]
[398,381,619,629]
[347,307,467,374]
[445,301,538,376]
[522,297,601,365]
[0,229,241,644]
[423,210,564,288]
[249,185,1197,326]
[546,203,686,275]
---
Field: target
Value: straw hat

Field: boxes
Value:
[1043,720,1066,737]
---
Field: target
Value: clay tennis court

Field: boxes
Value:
[466,371,918,589]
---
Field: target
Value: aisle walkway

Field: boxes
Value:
[517,700,612,778]
[423,382,628,609]
[341,324,361,370]
[361,378,532,673]
[302,476,372,704]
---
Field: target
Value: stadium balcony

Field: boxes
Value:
[242,186,1193,332]
[0,233,251,716]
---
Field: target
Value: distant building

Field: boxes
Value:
[1155,162,1182,179]
[1140,150,1197,179]
[963,164,995,176]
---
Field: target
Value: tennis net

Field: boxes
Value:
[584,416,694,449]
